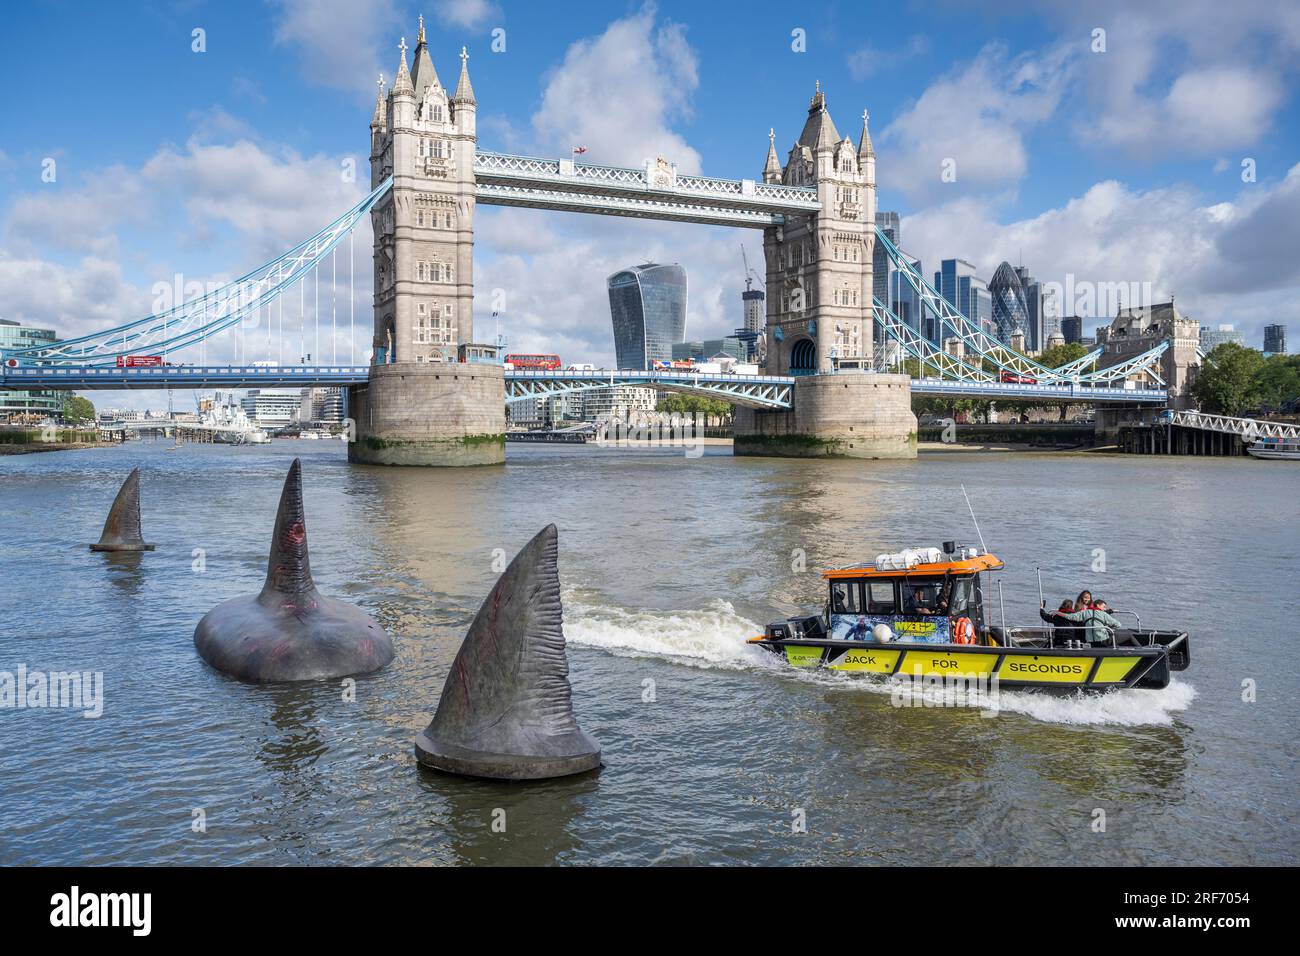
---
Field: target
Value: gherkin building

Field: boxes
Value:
[989,261,1029,345]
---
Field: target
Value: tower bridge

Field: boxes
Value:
[1,17,1184,463]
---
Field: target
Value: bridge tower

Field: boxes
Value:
[762,87,875,375]
[351,18,505,466]
[735,87,915,459]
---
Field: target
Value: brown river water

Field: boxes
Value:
[0,439,1296,864]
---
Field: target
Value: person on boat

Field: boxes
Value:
[1040,599,1083,644]
[1051,599,1125,646]
[1092,599,1137,646]
[1074,590,1097,611]
[904,587,935,616]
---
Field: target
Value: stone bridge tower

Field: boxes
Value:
[369,18,477,363]
[762,86,876,375]
[351,18,504,466]
[735,86,915,459]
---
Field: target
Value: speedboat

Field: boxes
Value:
[748,543,1190,691]
[1247,437,1300,460]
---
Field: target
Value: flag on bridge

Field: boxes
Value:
[572,146,587,156]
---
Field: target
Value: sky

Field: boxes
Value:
[1,0,1298,410]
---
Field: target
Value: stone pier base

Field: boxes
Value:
[734,372,917,460]
[348,363,505,467]
[1094,405,1164,447]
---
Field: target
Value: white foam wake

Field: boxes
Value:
[989,679,1198,727]
[564,592,1197,726]
[565,596,772,671]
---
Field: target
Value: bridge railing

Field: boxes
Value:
[508,368,796,384]
[910,377,1167,400]
[1166,410,1300,440]
[474,150,820,211]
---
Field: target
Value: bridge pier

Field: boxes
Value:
[733,372,916,460]
[348,364,505,467]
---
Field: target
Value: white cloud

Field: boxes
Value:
[531,8,702,173]
[0,254,149,337]
[0,133,374,379]
[1090,63,1284,156]
[140,139,366,263]
[475,210,743,364]
[898,164,1300,342]
[1042,0,1300,156]
[847,34,930,81]
[463,8,756,364]
[6,166,150,257]
[879,43,1074,202]
[271,0,401,95]
[434,0,501,30]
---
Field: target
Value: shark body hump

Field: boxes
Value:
[90,468,155,552]
[415,524,601,781]
[193,458,394,683]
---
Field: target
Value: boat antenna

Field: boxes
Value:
[960,484,988,553]
[998,578,1008,633]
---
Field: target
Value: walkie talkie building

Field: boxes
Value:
[607,263,688,369]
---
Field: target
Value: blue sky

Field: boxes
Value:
[1,0,1298,408]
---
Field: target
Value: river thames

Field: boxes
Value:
[0,440,1296,865]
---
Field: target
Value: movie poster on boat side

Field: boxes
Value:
[830,614,951,643]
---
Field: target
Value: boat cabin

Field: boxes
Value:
[821,545,1004,645]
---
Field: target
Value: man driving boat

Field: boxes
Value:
[906,583,947,616]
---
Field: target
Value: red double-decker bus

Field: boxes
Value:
[999,371,1038,385]
[504,353,561,370]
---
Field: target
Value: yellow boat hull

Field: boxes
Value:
[764,639,1168,691]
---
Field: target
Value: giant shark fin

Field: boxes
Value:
[415,524,601,780]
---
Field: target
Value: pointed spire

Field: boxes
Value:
[858,108,875,160]
[763,127,781,182]
[411,16,440,100]
[453,45,476,106]
[810,79,826,112]
[393,36,414,96]
[798,82,839,150]
[371,73,386,128]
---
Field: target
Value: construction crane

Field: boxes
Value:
[740,244,765,290]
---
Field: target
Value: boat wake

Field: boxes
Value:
[565,596,774,671]
[563,592,1197,727]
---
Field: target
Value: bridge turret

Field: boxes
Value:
[391,38,416,129]
[369,74,387,161]
[453,47,476,107]
[763,128,781,184]
[857,110,876,188]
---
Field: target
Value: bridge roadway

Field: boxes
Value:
[0,364,1168,406]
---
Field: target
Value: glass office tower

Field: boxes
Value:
[0,318,62,421]
[1264,324,1287,354]
[607,263,688,369]
[989,261,1029,345]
